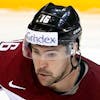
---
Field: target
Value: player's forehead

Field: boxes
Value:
[31,44,65,52]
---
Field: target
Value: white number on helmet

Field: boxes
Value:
[37,14,51,24]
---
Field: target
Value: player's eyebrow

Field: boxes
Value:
[31,45,60,53]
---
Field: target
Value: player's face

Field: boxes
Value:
[31,44,71,86]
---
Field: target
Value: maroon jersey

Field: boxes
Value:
[0,40,100,100]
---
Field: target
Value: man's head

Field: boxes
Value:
[22,3,82,87]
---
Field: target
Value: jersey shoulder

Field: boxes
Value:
[0,39,33,82]
[0,39,26,60]
[0,40,38,99]
[0,39,23,53]
[0,40,24,65]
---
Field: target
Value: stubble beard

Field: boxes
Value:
[36,67,67,87]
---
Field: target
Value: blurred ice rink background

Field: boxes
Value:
[0,10,100,99]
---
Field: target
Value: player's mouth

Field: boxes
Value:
[38,73,51,79]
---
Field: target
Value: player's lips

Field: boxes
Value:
[37,73,52,80]
[38,73,51,76]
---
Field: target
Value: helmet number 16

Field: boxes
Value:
[38,14,51,24]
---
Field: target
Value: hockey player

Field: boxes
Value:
[0,3,100,100]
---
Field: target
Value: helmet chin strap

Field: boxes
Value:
[53,51,81,84]
[70,50,81,71]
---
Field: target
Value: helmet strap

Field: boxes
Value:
[70,50,81,71]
